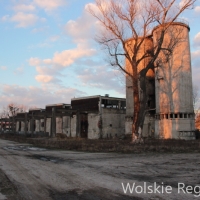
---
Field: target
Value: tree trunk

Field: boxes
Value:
[132,75,140,142]
[132,68,149,142]
[138,74,148,139]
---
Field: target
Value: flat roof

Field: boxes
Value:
[29,108,44,111]
[46,103,71,107]
[71,95,126,101]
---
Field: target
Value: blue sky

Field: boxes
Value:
[0,0,200,110]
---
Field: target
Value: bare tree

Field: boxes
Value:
[1,103,27,118]
[0,103,28,132]
[88,0,196,142]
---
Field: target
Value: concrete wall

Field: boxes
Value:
[71,115,76,137]
[40,119,44,132]
[21,121,25,132]
[101,108,125,138]
[63,116,71,137]
[88,113,100,139]
[142,116,155,138]
[125,118,132,135]
[35,120,40,132]
[56,117,62,134]
[155,118,195,140]
[16,121,20,132]
[46,118,51,136]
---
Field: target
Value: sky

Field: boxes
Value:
[0,0,200,110]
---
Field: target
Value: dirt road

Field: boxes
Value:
[0,139,200,200]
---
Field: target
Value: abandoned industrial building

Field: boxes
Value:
[125,21,196,140]
[0,95,126,139]
[0,22,196,140]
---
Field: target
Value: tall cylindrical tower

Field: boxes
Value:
[153,22,195,139]
[125,37,155,136]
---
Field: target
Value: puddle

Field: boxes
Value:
[27,154,64,164]
[3,146,46,151]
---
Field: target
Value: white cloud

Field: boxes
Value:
[194,32,200,47]
[52,47,96,67]
[33,0,66,11]
[35,75,54,83]
[76,65,125,95]
[29,47,96,68]
[49,35,60,42]
[0,84,85,109]
[29,57,41,66]
[191,50,200,60]
[1,15,10,22]
[31,26,49,33]
[14,67,24,75]
[11,12,39,27]
[64,3,99,47]
[179,0,194,8]
[35,65,60,77]
[28,46,96,85]
[192,66,200,87]
[0,66,7,70]
[191,50,200,86]
[195,6,200,14]
[13,4,36,12]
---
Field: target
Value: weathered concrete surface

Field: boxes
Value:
[63,116,70,137]
[35,120,40,132]
[20,121,25,132]
[15,121,20,132]
[56,117,62,134]
[40,119,44,132]
[88,113,100,139]
[70,115,76,137]
[153,23,195,139]
[102,108,125,138]
[0,139,200,199]
[46,118,51,136]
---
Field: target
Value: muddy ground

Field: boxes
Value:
[0,138,200,200]
[0,168,22,200]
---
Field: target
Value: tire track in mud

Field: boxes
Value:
[0,146,113,199]
[0,147,52,199]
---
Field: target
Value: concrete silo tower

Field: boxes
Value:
[153,22,195,139]
[125,37,155,136]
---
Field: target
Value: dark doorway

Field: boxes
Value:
[80,114,88,138]
[19,121,21,131]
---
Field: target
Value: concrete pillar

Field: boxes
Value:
[16,121,19,132]
[76,112,80,137]
[71,115,77,137]
[21,121,25,132]
[56,117,62,134]
[31,113,34,136]
[44,116,46,134]
[46,118,51,136]
[25,113,27,136]
[35,120,40,132]
[63,116,71,137]
[51,108,56,137]
[40,119,44,132]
